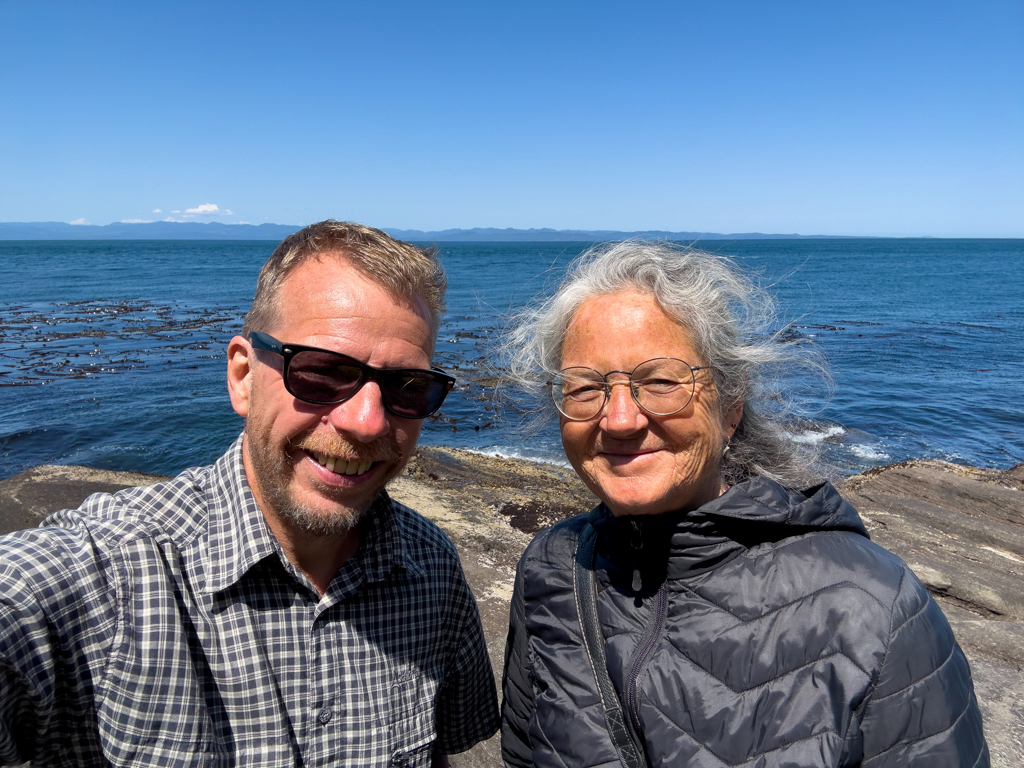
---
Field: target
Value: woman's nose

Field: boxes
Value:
[602,380,646,434]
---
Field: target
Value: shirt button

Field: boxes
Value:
[391,750,407,766]
[317,707,333,725]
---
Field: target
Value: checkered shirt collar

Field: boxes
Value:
[202,435,418,594]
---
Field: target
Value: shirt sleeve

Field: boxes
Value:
[0,526,117,765]
[432,555,500,755]
[856,567,989,767]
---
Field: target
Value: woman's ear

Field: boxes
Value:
[725,399,744,437]
[226,335,253,418]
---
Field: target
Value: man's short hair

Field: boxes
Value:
[243,220,447,337]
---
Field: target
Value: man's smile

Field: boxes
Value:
[306,449,375,477]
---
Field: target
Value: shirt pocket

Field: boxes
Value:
[386,667,439,766]
[387,712,435,767]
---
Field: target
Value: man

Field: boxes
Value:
[0,221,499,766]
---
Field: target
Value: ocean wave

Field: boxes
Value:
[787,424,846,444]
[462,446,573,468]
[848,444,891,461]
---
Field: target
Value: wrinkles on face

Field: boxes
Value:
[559,291,739,517]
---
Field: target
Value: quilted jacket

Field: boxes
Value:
[501,478,988,767]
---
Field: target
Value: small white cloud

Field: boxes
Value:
[69,218,89,225]
[171,210,181,214]
[163,216,183,222]
[152,208,162,213]
[224,209,234,215]
[185,203,220,215]
[121,219,152,224]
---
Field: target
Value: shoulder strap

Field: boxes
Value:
[574,521,648,768]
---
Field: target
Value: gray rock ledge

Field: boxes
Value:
[1,453,1021,767]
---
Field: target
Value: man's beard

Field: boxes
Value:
[244,393,402,536]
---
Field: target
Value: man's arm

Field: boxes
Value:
[0,523,119,766]
[432,559,500,757]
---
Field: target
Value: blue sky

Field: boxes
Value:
[1,1,1021,236]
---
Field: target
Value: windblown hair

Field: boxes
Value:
[243,220,447,338]
[505,241,830,487]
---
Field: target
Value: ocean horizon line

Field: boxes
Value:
[2,221,1021,242]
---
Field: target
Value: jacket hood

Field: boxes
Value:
[591,477,868,584]
[702,477,868,537]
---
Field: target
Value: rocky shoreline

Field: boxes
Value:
[1,452,1022,767]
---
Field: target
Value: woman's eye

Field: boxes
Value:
[638,378,682,394]
[565,383,604,399]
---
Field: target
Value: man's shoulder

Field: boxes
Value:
[36,460,223,551]
[388,498,460,560]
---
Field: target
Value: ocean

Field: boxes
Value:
[1,238,1021,480]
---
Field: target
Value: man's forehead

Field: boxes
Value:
[278,254,432,327]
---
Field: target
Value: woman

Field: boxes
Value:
[500,242,987,767]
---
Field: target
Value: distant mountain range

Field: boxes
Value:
[0,221,854,242]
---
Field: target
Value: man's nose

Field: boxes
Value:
[326,381,391,442]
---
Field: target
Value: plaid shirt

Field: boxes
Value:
[0,436,498,767]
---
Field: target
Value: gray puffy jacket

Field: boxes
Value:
[501,478,988,767]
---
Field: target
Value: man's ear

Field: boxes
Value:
[227,335,253,418]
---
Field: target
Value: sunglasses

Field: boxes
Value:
[248,331,455,419]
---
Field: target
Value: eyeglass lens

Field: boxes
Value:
[286,349,450,418]
[551,358,697,420]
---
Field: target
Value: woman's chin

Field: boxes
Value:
[596,484,680,517]
[596,475,725,517]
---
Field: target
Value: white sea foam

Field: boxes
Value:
[788,425,846,444]
[464,446,573,468]
[849,444,891,461]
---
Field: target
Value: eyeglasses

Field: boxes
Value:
[248,331,455,419]
[550,358,711,421]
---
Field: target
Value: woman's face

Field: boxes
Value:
[559,290,743,517]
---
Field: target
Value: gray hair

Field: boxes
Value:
[243,220,447,339]
[504,240,830,487]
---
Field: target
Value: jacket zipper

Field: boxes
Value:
[625,576,668,737]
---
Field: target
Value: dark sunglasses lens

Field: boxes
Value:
[381,371,450,417]
[286,350,363,403]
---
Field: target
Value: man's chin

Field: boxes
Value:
[276,499,368,536]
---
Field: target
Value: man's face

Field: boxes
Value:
[232,254,434,536]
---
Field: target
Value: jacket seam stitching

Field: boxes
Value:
[888,588,928,637]
[853,567,906,738]
[689,579,890,624]
[738,529,860,560]
[865,639,956,704]
[657,644,871,694]
[861,693,977,765]
[645,694,841,766]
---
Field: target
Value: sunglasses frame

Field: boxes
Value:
[248,331,455,418]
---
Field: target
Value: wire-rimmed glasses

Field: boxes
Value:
[550,357,711,421]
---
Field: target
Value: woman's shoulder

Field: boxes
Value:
[718,526,923,629]
[518,506,599,570]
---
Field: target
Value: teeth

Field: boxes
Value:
[311,451,373,476]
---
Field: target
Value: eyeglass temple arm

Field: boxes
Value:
[248,331,283,355]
